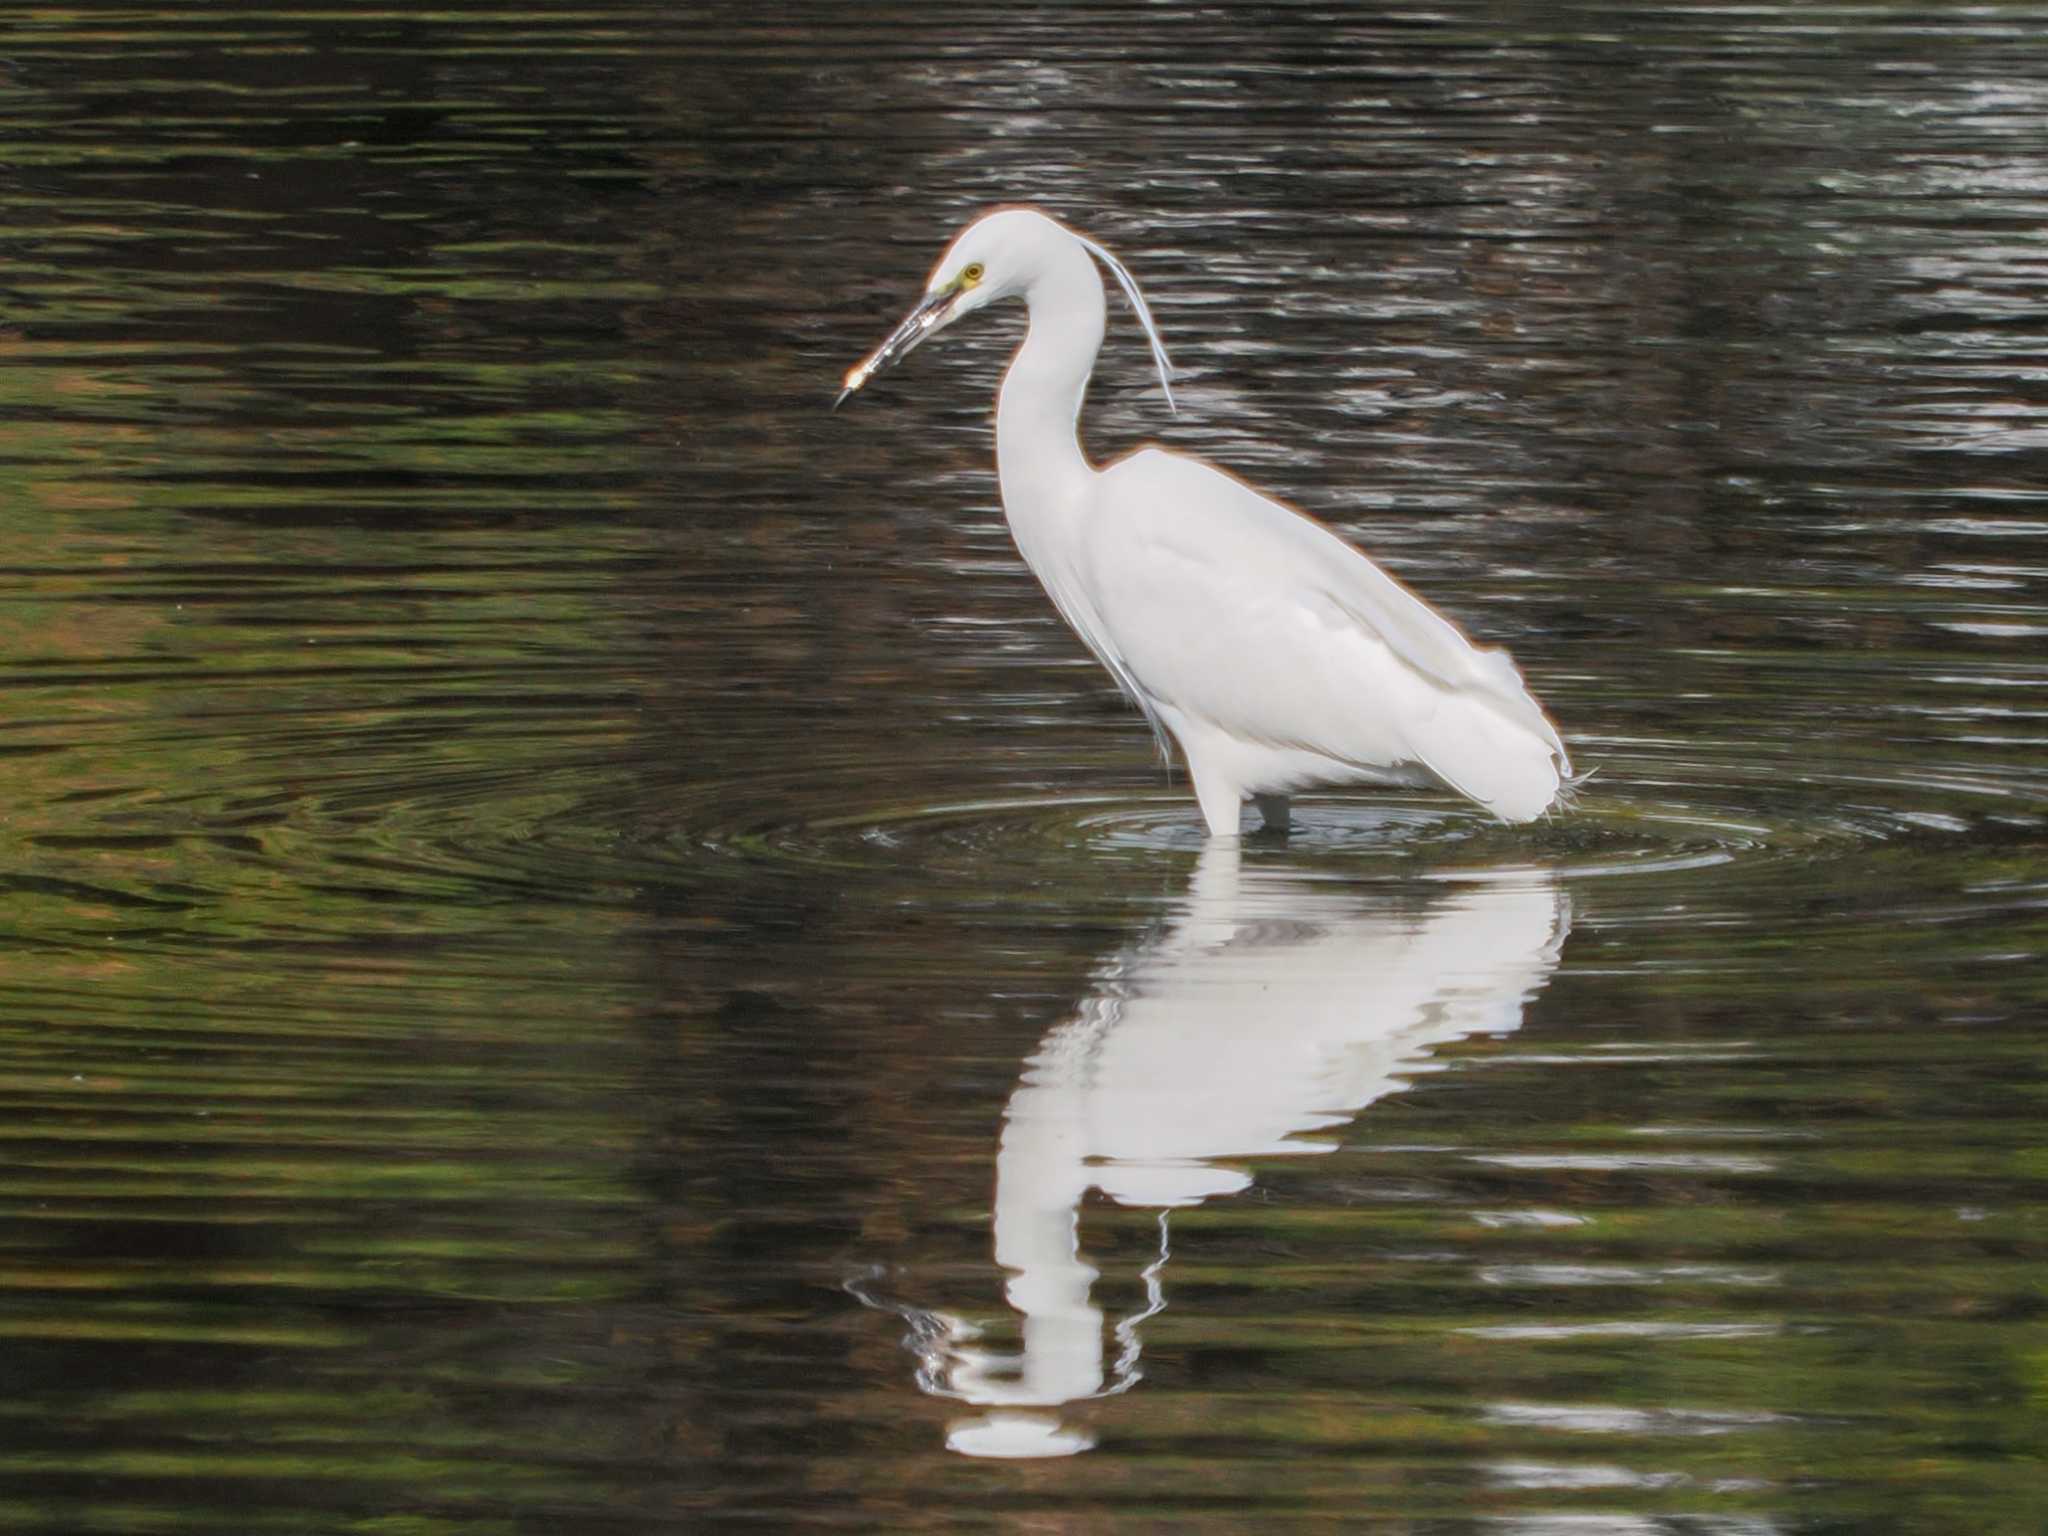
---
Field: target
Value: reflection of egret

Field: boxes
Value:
[838,206,1573,835]
[854,844,1571,1458]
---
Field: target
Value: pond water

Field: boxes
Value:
[3,3,2045,1532]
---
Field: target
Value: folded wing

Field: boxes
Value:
[1083,448,1570,822]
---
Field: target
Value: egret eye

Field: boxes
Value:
[960,262,985,287]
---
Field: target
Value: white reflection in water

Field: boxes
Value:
[857,842,1570,1459]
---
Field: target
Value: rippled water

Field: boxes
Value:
[3,4,2045,1533]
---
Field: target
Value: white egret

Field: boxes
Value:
[837,205,1572,835]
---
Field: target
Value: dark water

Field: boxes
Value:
[4,4,2046,1532]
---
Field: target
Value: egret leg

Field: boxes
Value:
[1254,793,1291,831]
[1188,762,1243,838]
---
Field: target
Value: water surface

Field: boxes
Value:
[2,4,2045,1533]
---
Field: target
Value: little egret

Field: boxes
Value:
[836,206,1572,836]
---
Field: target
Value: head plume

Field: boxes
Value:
[1071,229,1177,414]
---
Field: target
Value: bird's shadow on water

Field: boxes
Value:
[1079,787,1765,885]
[1086,795,1462,856]
[845,837,1572,1458]
[1081,795,1574,877]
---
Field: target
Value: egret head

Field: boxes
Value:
[835,206,1176,411]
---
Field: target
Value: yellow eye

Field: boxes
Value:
[960,262,985,287]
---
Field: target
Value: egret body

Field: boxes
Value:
[838,206,1571,836]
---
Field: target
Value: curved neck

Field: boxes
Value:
[996,240,1104,522]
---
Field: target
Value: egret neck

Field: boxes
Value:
[996,237,1106,554]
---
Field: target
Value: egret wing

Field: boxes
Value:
[1084,449,1570,817]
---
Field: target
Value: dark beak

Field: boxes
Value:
[835,286,958,409]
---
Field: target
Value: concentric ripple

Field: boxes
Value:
[304,746,2030,914]
[15,723,2025,962]
[621,746,2024,889]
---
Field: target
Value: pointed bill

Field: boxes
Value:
[835,288,958,409]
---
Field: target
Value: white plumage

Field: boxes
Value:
[839,205,1571,836]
